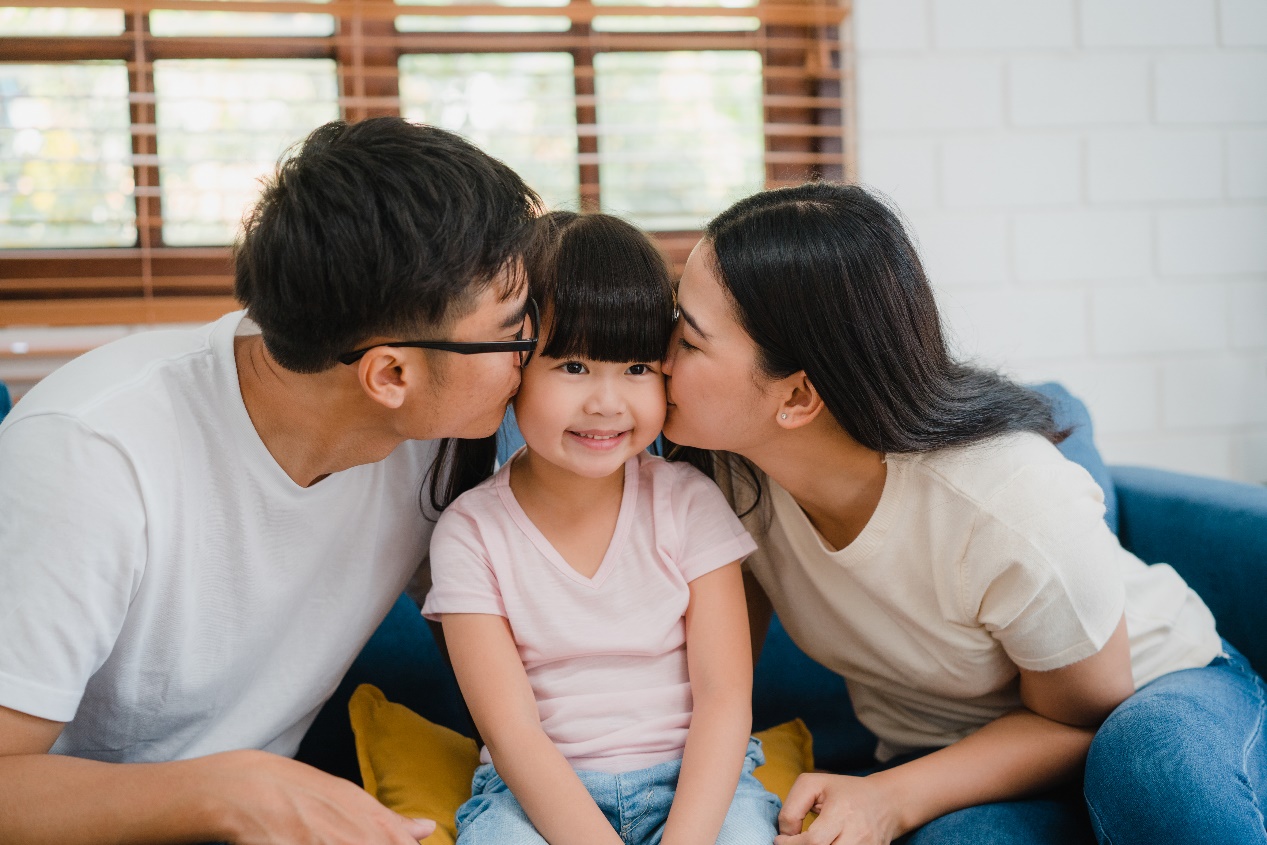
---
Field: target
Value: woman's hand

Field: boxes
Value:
[774,772,902,845]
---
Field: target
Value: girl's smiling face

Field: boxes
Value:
[513,339,667,480]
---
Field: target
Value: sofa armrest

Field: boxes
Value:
[1112,465,1267,676]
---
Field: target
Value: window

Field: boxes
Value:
[1,61,135,248]
[400,52,580,210]
[0,0,851,327]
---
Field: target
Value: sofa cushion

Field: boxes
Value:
[351,683,479,845]
[351,682,816,837]
[1113,466,1267,676]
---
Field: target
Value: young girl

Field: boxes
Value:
[421,211,782,845]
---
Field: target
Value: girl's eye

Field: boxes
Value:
[563,362,588,375]
[627,364,653,375]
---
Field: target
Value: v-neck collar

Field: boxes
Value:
[496,450,640,589]
[222,312,356,500]
[769,453,905,565]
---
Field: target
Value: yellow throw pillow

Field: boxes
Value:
[350,683,817,842]
[752,717,817,831]
[751,717,814,801]
[349,684,480,845]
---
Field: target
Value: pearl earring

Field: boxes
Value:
[780,413,788,420]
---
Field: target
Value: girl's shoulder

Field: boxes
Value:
[636,449,710,487]
[436,460,511,524]
[638,451,747,509]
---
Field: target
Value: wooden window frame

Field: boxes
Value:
[0,0,854,327]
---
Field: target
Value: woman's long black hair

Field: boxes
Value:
[671,182,1066,487]
[426,210,676,513]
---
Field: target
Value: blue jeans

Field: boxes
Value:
[455,737,781,845]
[885,640,1267,844]
[1084,639,1267,844]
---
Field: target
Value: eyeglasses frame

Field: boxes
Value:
[337,297,539,367]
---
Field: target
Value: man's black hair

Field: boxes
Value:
[235,117,541,373]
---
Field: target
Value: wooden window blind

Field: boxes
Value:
[0,0,853,328]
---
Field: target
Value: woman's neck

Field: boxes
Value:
[739,416,887,552]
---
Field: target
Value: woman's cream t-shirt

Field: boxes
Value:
[722,432,1221,762]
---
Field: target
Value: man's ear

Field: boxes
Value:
[775,371,825,430]
[356,347,423,410]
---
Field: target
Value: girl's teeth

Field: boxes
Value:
[576,432,620,440]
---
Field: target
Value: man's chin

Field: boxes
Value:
[463,409,511,441]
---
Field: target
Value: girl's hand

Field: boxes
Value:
[774,772,902,845]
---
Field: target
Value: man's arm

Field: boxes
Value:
[0,705,435,845]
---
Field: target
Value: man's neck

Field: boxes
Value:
[234,335,403,487]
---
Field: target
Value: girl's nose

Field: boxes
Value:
[583,379,624,416]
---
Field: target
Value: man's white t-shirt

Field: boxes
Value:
[720,433,1222,762]
[0,311,437,762]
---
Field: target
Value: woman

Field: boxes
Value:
[661,182,1266,845]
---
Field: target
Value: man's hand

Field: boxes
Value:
[773,773,900,845]
[0,705,435,845]
[200,750,436,845]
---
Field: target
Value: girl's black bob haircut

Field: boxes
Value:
[526,211,676,364]
[426,211,676,514]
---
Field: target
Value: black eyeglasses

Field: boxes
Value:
[338,297,539,367]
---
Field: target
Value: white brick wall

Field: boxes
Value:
[1013,210,1152,282]
[1010,56,1150,126]
[855,0,1267,483]
[1087,131,1223,201]
[1229,130,1267,197]
[858,57,1004,130]
[932,0,1076,49]
[1222,0,1267,46]
[941,135,1082,206]
[1082,0,1218,47]
[907,211,1010,285]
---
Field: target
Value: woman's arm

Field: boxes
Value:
[775,707,1093,845]
[774,615,1136,845]
[441,613,622,845]
[1019,615,1135,727]
[661,562,755,845]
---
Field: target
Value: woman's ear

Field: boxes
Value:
[776,371,825,429]
[355,347,417,410]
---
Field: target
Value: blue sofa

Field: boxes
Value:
[294,383,1267,781]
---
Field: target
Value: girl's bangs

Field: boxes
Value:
[533,214,676,363]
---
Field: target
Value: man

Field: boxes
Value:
[0,117,539,844]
